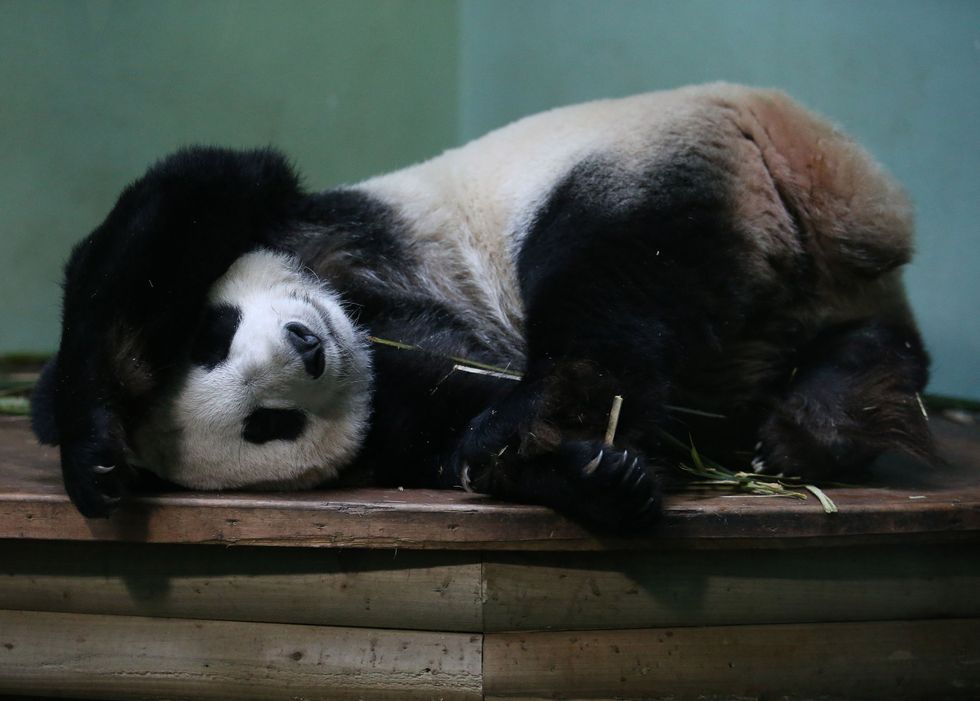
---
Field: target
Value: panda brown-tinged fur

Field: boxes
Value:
[34,84,932,528]
[731,89,915,278]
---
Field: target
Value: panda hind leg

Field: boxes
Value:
[753,321,934,482]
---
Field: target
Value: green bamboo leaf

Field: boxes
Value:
[805,485,839,514]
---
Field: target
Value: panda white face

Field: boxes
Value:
[130,250,373,490]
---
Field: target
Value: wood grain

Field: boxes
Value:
[484,619,980,700]
[483,542,980,631]
[4,540,977,635]
[0,609,483,700]
[2,416,978,550]
[0,540,482,632]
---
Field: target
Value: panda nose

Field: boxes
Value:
[285,322,325,379]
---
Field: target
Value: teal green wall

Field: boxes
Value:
[0,0,458,355]
[461,0,980,398]
[2,1,978,398]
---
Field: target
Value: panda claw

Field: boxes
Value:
[617,455,641,487]
[582,450,604,476]
[751,455,766,474]
[93,464,115,474]
[460,462,474,493]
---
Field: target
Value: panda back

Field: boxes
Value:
[352,84,914,354]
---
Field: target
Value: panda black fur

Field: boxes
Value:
[32,83,933,528]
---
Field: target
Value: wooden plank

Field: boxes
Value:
[3,488,978,550]
[483,542,980,631]
[0,540,482,632]
[2,416,979,550]
[5,541,977,637]
[0,698,114,701]
[484,619,980,700]
[0,609,483,700]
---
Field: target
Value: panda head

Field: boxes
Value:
[130,249,373,490]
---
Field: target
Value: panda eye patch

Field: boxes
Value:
[242,407,307,444]
[190,304,242,370]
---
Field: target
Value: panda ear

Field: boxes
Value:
[30,355,60,446]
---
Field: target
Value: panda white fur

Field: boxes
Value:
[131,250,373,490]
[32,83,932,529]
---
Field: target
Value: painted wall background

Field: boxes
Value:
[2,0,977,398]
[0,0,459,357]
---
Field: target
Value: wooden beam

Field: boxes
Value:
[2,416,979,550]
[484,619,980,700]
[4,540,978,635]
[483,542,980,631]
[0,540,482,632]
[0,609,483,700]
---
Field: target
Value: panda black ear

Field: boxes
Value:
[30,355,60,446]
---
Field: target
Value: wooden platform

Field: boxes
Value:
[1,415,979,700]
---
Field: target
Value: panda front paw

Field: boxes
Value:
[452,385,550,493]
[457,437,663,531]
[559,440,662,530]
[61,442,130,518]
[60,409,130,518]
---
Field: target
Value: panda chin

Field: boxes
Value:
[129,250,375,491]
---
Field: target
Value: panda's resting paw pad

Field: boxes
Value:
[66,471,126,518]
[561,441,662,529]
[62,442,130,518]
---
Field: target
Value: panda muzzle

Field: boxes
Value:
[285,322,326,379]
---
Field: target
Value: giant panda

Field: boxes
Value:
[31,83,933,529]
